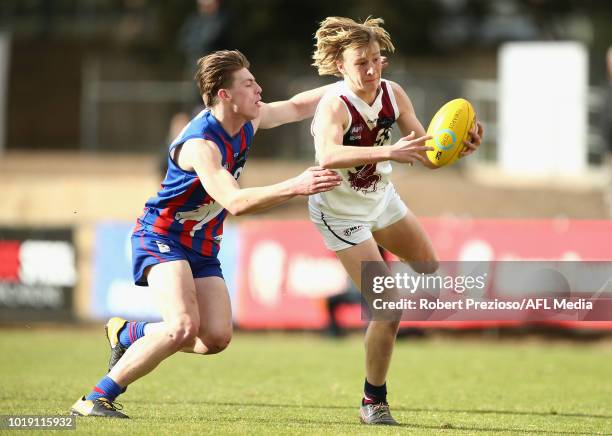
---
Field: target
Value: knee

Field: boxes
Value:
[369,320,401,337]
[407,256,439,274]
[201,330,232,355]
[167,317,199,350]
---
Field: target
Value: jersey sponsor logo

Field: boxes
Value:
[347,164,382,194]
[343,225,364,237]
[376,117,394,129]
[155,241,170,253]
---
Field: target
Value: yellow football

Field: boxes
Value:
[425,98,475,167]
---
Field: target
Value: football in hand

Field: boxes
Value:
[425,98,475,167]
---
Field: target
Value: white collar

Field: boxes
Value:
[340,80,385,125]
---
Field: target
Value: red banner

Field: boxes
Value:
[234,219,612,330]
[421,218,612,261]
[0,241,20,282]
[235,220,347,329]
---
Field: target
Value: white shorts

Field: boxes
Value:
[309,190,408,252]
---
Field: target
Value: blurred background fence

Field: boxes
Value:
[1,0,611,330]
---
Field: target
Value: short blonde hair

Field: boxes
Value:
[312,17,395,77]
[194,50,250,107]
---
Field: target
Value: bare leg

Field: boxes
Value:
[178,276,233,355]
[336,238,399,386]
[127,276,232,355]
[108,260,200,387]
[373,210,438,273]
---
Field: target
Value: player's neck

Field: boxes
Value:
[349,85,379,106]
[210,107,245,137]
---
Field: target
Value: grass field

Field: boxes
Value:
[2,329,612,435]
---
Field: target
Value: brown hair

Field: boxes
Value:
[194,50,250,106]
[312,17,394,77]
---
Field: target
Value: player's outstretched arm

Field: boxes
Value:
[253,84,334,131]
[314,97,432,169]
[179,138,342,216]
[389,81,439,169]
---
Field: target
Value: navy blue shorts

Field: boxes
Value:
[131,229,223,286]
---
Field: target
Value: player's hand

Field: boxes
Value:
[389,131,433,166]
[292,166,342,195]
[460,119,484,158]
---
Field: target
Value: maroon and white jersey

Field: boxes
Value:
[310,79,400,220]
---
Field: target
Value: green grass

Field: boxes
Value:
[1,329,612,435]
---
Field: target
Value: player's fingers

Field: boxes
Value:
[318,181,342,188]
[408,135,433,145]
[316,175,342,184]
[400,131,416,141]
[468,129,481,144]
[312,183,340,192]
[312,168,338,176]
[477,121,485,137]
[320,170,341,178]
[410,145,434,152]
[462,140,477,150]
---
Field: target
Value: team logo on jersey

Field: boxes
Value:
[347,164,381,193]
[213,235,223,243]
[155,241,171,253]
[175,199,223,237]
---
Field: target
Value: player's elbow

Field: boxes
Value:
[226,203,245,216]
[288,100,310,123]
[226,199,249,216]
[318,153,339,169]
[232,207,248,216]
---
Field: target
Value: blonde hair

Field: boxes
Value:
[312,16,395,77]
[194,50,250,107]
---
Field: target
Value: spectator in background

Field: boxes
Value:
[162,0,226,175]
[178,0,226,98]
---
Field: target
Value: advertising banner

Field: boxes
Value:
[0,227,75,322]
[234,219,612,330]
[91,221,240,320]
[421,218,612,261]
[235,220,349,329]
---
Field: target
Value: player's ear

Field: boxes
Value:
[336,59,345,75]
[336,60,344,76]
[218,88,230,101]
